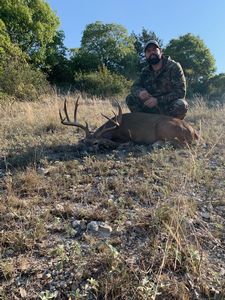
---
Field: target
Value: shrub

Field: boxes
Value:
[0,19,49,102]
[74,66,132,97]
[0,58,50,101]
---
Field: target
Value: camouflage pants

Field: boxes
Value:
[126,94,188,120]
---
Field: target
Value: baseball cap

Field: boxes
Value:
[144,40,160,52]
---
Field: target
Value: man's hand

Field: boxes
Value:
[139,90,151,101]
[138,90,158,108]
[144,96,158,108]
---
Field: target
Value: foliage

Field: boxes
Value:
[0,58,49,101]
[70,48,101,73]
[205,73,225,101]
[74,66,132,97]
[0,19,26,63]
[42,30,73,85]
[0,20,49,102]
[0,4,221,101]
[0,0,60,66]
[164,33,216,96]
[80,21,136,75]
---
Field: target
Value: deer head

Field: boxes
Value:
[59,97,123,150]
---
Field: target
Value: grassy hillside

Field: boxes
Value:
[0,95,224,299]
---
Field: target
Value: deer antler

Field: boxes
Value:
[59,97,91,137]
[95,100,123,138]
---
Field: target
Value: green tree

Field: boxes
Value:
[42,30,73,85]
[0,19,25,64]
[0,20,49,102]
[164,33,216,95]
[0,0,60,66]
[80,21,136,76]
[205,73,225,101]
[70,48,100,73]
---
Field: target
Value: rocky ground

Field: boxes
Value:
[0,97,224,299]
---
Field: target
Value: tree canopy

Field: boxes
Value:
[0,19,25,63]
[80,21,136,74]
[164,33,216,95]
[0,0,60,65]
[206,73,225,99]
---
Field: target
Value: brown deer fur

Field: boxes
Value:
[59,98,199,147]
[95,112,198,145]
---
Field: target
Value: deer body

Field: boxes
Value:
[59,98,199,147]
[94,112,198,145]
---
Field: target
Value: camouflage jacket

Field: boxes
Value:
[131,56,186,106]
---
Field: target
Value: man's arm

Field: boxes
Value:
[157,62,186,105]
[130,70,150,98]
[130,74,158,108]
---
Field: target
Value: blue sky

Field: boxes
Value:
[46,0,224,74]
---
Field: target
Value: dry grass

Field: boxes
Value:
[0,94,224,299]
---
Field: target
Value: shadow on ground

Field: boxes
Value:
[0,142,155,172]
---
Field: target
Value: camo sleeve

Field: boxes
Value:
[157,63,186,105]
[130,69,148,97]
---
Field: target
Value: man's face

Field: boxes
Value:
[145,44,162,65]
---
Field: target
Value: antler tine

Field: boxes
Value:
[59,97,91,137]
[101,112,120,127]
[114,100,122,125]
[101,100,122,126]
[74,96,80,122]
[95,100,123,138]
[63,98,71,122]
[59,109,64,123]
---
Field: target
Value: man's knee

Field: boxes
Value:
[168,99,188,119]
[126,94,142,113]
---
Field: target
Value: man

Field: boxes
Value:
[126,40,188,119]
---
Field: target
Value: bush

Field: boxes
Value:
[74,66,132,97]
[0,91,16,106]
[0,58,50,101]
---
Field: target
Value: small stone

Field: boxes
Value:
[216,206,225,212]
[220,268,225,276]
[37,167,49,175]
[87,221,99,233]
[80,220,87,230]
[72,219,86,230]
[60,281,67,288]
[98,223,112,238]
[152,140,165,150]
[71,220,86,237]
[87,221,112,238]
[200,212,210,220]
[56,204,64,211]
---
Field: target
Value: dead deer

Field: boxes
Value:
[59,98,199,149]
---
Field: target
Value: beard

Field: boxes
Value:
[147,54,161,65]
